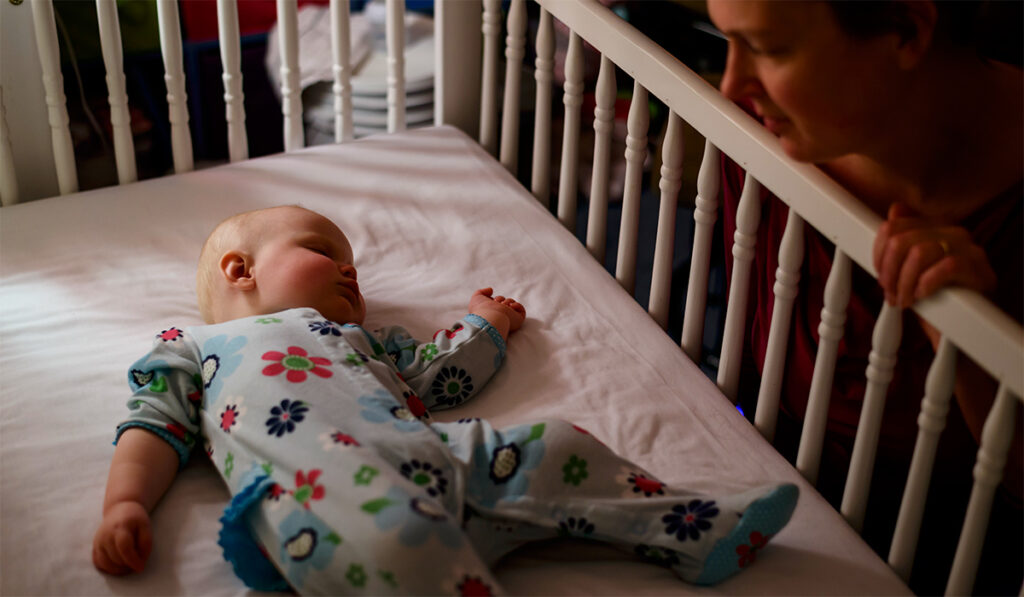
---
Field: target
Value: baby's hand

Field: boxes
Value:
[469,287,526,338]
[92,501,153,575]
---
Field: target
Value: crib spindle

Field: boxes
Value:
[556,31,584,232]
[842,302,902,531]
[155,0,193,173]
[479,0,502,155]
[96,0,137,184]
[499,0,526,175]
[755,209,805,442]
[946,385,1020,595]
[648,111,684,328]
[0,87,18,205]
[30,0,77,195]
[796,249,852,483]
[888,337,957,581]
[614,81,649,294]
[385,0,406,133]
[330,0,354,143]
[717,173,762,402]
[530,8,554,207]
[217,0,248,162]
[681,141,721,362]
[585,54,615,262]
[276,0,303,151]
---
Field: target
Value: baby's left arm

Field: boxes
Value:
[467,287,526,340]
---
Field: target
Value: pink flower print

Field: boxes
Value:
[736,531,773,568]
[166,422,187,441]
[158,328,184,342]
[267,483,286,502]
[262,346,333,383]
[432,323,464,342]
[291,469,326,509]
[628,472,665,497]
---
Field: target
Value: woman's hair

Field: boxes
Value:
[827,0,1022,67]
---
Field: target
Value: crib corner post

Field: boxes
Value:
[434,0,481,140]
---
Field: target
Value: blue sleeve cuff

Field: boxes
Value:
[464,313,507,359]
[115,422,192,468]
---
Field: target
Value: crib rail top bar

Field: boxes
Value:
[535,0,1023,397]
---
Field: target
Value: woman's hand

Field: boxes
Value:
[873,203,996,308]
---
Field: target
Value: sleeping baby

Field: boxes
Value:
[92,205,798,594]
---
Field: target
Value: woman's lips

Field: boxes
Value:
[761,115,789,135]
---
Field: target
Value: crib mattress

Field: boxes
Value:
[0,126,909,595]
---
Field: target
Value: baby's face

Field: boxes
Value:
[248,207,366,324]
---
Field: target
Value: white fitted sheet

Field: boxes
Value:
[0,126,909,595]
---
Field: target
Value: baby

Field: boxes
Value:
[93,205,797,595]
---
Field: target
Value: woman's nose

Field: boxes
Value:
[719,46,761,103]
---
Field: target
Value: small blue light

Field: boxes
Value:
[736,405,745,416]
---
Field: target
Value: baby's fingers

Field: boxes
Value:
[93,541,131,576]
[473,287,494,298]
[114,523,150,573]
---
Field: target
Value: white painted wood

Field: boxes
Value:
[479,0,502,155]
[556,31,583,232]
[535,0,1024,400]
[385,0,406,133]
[648,110,684,328]
[888,337,958,581]
[0,86,18,205]
[276,0,303,151]
[842,302,902,531]
[216,0,248,162]
[530,8,554,207]
[433,0,480,137]
[156,0,193,173]
[755,209,805,442]
[717,173,761,402]
[499,0,525,175]
[95,0,137,184]
[796,250,853,483]
[681,140,720,362]
[946,385,1020,595]
[614,81,649,294]
[330,0,354,143]
[585,54,615,262]
[29,0,77,195]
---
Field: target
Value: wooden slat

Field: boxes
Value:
[796,250,852,483]
[95,0,137,184]
[385,0,406,133]
[216,0,248,162]
[717,173,761,401]
[680,140,720,361]
[530,8,554,206]
[499,0,525,175]
[30,0,77,195]
[648,111,684,328]
[0,86,18,205]
[614,80,649,294]
[276,0,303,151]
[888,337,957,581]
[842,302,902,531]
[556,30,583,232]
[330,0,354,142]
[478,0,501,154]
[754,209,805,441]
[585,54,615,261]
[156,0,193,172]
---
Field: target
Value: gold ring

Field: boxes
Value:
[938,239,951,256]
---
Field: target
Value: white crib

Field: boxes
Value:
[0,1,1020,595]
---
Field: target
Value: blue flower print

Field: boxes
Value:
[266,399,309,437]
[308,320,342,336]
[357,390,423,432]
[466,423,546,508]
[663,499,719,542]
[430,367,474,407]
[365,486,463,549]
[400,459,449,498]
[127,358,170,392]
[201,334,247,402]
[277,509,342,588]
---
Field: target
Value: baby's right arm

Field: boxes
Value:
[92,428,179,575]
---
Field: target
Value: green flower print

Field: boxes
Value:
[346,564,367,588]
[255,317,282,324]
[562,454,589,486]
[354,465,379,486]
[420,343,439,362]
[378,570,398,588]
[224,452,235,478]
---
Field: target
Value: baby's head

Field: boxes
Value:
[197,206,365,325]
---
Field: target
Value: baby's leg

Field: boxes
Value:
[437,418,797,586]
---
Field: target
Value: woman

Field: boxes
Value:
[705,1,1022,593]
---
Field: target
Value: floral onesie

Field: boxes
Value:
[118,307,798,595]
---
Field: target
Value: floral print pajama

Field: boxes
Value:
[118,307,797,595]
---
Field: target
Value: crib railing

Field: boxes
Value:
[3,0,1021,593]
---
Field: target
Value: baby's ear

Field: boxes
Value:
[220,251,255,290]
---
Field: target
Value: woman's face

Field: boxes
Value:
[707,0,905,163]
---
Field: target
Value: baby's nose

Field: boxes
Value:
[339,264,357,280]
